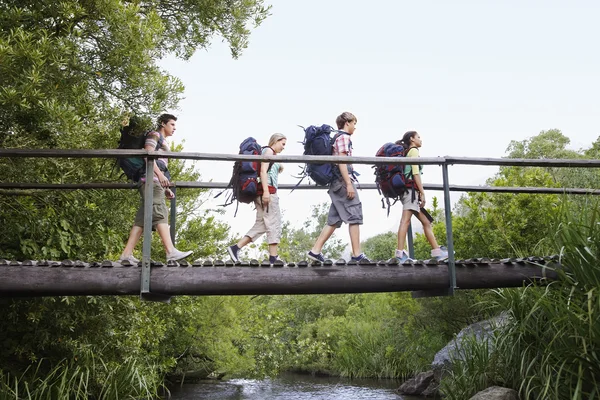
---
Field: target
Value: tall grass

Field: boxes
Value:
[0,357,161,399]
[441,204,600,399]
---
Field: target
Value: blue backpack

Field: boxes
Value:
[297,124,349,186]
[374,142,415,214]
[217,137,273,214]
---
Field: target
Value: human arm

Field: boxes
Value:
[260,147,273,206]
[144,132,170,188]
[338,154,355,199]
[407,148,425,207]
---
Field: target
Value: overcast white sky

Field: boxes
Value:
[161,0,600,251]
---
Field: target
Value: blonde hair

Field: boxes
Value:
[268,133,287,147]
[268,133,286,172]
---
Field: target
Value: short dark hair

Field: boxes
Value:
[336,112,357,130]
[157,113,177,128]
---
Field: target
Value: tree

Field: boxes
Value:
[0,0,270,261]
[0,1,270,395]
[362,231,396,261]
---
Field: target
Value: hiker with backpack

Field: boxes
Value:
[227,133,287,265]
[307,112,370,263]
[395,130,448,262]
[118,113,193,263]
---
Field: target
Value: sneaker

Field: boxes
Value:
[227,245,240,263]
[118,254,140,264]
[395,250,414,263]
[307,251,325,262]
[166,249,193,262]
[269,255,284,266]
[431,246,449,261]
[350,253,370,263]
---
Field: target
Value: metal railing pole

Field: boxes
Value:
[141,160,155,296]
[441,163,456,294]
[170,187,176,245]
[407,223,414,259]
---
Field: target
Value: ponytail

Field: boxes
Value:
[397,131,418,148]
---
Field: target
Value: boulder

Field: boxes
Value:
[432,312,509,373]
[469,386,519,400]
[398,370,435,396]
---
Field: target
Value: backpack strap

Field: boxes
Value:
[261,146,275,172]
[331,132,357,182]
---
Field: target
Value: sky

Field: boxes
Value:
[160,0,600,253]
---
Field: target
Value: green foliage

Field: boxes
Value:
[442,203,600,399]
[362,232,397,261]
[0,357,158,400]
[241,293,475,380]
[0,1,270,393]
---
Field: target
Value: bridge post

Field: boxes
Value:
[441,163,457,294]
[170,186,176,245]
[141,159,155,297]
[407,223,415,259]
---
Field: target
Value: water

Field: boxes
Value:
[169,373,422,400]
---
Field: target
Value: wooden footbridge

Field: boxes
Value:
[1,148,596,301]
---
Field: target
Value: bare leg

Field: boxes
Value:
[156,223,175,254]
[349,224,361,257]
[311,225,337,254]
[397,210,414,250]
[237,236,252,249]
[121,226,143,257]
[416,211,440,249]
[268,243,278,256]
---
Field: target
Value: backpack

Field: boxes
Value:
[374,142,416,215]
[117,126,167,182]
[217,137,274,215]
[297,124,350,186]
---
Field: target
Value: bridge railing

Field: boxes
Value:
[2,148,600,300]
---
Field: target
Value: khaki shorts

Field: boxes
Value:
[327,180,363,228]
[134,181,169,228]
[245,194,282,244]
[400,188,420,214]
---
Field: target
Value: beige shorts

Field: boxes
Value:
[134,181,169,228]
[244,194,282,244]
[400,189,420,214]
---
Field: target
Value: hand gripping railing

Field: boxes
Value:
[3,148,600,300]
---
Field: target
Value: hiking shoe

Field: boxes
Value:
[431,246,449,261]
[269,255,284,266]
[351,253,370,263]
[227,245,240,263]
[118,254,140,264]
[307,251,325,262]
[166,249,193,261]
[395,250,414,263]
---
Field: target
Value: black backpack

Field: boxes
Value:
[117,117,168,182]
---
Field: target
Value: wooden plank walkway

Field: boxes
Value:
[0,257,559,297]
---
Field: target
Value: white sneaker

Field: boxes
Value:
[395,249,414,263]
[431,246,449,261]
[166,249,193,261]
[118,254,140,264]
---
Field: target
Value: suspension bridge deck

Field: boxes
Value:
[0,257,558,298]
